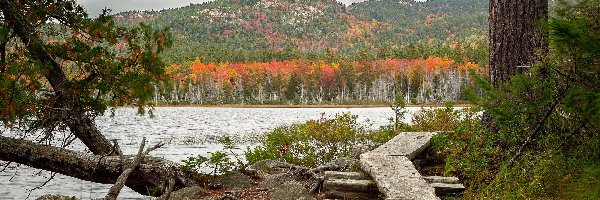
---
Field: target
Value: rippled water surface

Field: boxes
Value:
[1,107,428,199]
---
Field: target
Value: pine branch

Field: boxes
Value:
[508,96,560,166]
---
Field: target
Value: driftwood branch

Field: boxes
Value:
[105,137,148,200]
[144,141,165,154]
[105,138,166,199]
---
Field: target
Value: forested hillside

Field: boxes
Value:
[112,0,489,104]
[114,0,488,64]
[349,0,488,46]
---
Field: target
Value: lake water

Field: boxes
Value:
[0,107,429,199]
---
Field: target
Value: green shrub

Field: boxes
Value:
[245,113,394,167]
[182,136,241,175]
[411,104,479,132]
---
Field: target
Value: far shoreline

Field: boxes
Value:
[149,103,473,108]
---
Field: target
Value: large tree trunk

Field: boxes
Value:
[0,135,202,196]
[485,0,548,129]
[489,0,548,87]
[0,0,116,155]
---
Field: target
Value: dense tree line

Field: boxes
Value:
[156,57,482,105]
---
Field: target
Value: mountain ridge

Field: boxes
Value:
[112,0,488,63]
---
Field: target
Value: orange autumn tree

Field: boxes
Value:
[155,57,483,105]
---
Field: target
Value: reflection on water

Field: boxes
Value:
[1,107,430,199]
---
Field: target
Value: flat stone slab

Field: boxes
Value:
[431,183,466,195]
[323,179,378,193]
[366,132,437,160]
[360,154,421,178]
[360,154,438,200]
[423,176,460,184]
[324,171,371,180]
[359,132,440,200]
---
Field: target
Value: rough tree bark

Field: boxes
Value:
[485,0,548,129]
[0,0,116,156]
[489,0,548,87]
[0,135,202,196]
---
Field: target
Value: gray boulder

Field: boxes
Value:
[270,182,313,200]
[213,171,254,189]
[256,173,295,190]
[167,186,206,200]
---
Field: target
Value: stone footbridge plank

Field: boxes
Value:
[359,132,439,200]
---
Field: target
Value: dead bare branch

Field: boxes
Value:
[105,138,166,200]
[104,137,146,200]
[26,172,56,200]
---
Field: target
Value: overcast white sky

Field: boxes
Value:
[77,0,371,17]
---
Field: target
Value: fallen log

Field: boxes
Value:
[0,135,202,196]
